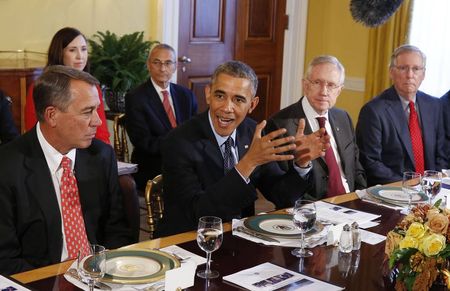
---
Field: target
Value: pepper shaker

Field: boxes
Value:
[351,222,361,250]
[339,224,353,253]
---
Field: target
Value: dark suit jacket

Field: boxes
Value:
[125,79,197,189]
[266,97,366,200]
[0,128,134,275]
[356,86,447,186]
[0,91,19,145]
[442,90,450,168]
[156,111,309,237]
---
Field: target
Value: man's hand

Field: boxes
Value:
[293,118,331,167]
[236,120,296,178]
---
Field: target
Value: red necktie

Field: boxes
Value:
[60,156,90,259]
[316,117,346,197]
[162,90,177,128]
[408,101,424,174]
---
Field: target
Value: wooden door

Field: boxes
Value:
[177,0,287,121]
[177,0,237,114]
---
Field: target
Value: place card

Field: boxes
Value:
[0,275,31,291]
[360,229,386,245]
[165,260,196,291]
[223,262,343,291]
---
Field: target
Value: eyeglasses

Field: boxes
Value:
[150,60,176,68]
[393,65,424,74]
[306,79,342,91]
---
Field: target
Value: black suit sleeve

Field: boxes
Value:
[0,92,19,145]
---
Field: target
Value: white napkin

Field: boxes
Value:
[232,219,329,248]
[356,188,403,210]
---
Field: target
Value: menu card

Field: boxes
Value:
[314,201,380,225]
[0,275,31,291]
[223,262,343,291]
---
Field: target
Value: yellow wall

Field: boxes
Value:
[305,0,370,122]
[0,0,158,53]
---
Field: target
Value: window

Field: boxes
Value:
[409,0,450,97]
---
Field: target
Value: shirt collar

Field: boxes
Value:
[302,96,329,122]
[397,94,417,111]
[151,78,170,93]
[207,110,237,147]
[36,122,77,173]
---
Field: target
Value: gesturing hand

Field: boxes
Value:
[293,118,330,167]
[236,120,296,178]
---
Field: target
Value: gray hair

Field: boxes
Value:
[34,65,99,122]
[305,55,345,85]
[147,43,176,61]
[389,44,427,68]
[211,60,258,96]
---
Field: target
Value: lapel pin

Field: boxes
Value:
[244,145,249,149]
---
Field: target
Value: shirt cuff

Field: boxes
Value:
[293,161,312,178]
[234,167,251,184]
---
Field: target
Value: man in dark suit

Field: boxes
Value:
[356,45,447,186]
[0,66,134,275]
[157,61,330,237]
[125,44,198,190]
[441,90,450,168]
[267,55,366,200]
[0,90,19,145]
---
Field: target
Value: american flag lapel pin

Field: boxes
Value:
[244,145,249,149]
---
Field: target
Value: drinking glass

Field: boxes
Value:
[402,172,421,214]
[196,216,223,279]
[77,244,106,291]
[422,170,442,205]
[291,199,317,258]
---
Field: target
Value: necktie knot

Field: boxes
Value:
[61,156,71,170]
[316,117,326,129]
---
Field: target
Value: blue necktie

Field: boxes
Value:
[223,137,235,173]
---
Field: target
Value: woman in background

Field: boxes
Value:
[24,27,110,143]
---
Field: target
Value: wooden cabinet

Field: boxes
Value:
[0,58,44,133]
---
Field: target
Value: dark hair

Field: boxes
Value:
[46,27,90,72]
[34,65,99,122]
[211,61,258,96]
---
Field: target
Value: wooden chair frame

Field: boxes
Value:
[144,174,164,238]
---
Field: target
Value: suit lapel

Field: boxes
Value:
[170,84,184,124]
[416,92,433,164]
[384,88,415,164]
[146,80,173,130]
[328,110,346,170]
[198,112,224,171]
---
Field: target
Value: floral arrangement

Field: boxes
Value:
[385,201,450,291]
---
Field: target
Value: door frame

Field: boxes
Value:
[156,0,308,110]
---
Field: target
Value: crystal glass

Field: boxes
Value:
[291,199,317,258]
[196,216,223,279]
[422,170,442,205]
[77,244,106,291]
[402,172,421,214]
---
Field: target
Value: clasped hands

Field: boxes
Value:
[236,119,330,178]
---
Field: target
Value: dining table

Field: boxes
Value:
[11,190,410,290]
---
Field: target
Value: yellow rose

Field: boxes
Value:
[426,212,449,235]
[406,222,426,239]
[421,233,446,256]
[399,236,420,249]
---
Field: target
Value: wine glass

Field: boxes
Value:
[291,199,316,258]
[422,170,442,205]
[196,216,223,279]
[402,172,421,214]
[77,244,106,291]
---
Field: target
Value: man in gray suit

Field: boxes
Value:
[267,55,366,200]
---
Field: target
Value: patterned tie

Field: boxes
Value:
[408,101,424,174]
[60,156,90,259]
[223,137,236,173]
[316,117,346,197]
[161,90,177,128]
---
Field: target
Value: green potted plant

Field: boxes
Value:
[88,31,158,112]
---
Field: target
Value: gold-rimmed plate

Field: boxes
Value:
[88,249,180,284]
[243,214,323,238]
[367,186,427,205]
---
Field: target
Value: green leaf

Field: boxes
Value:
[389,248,418,268]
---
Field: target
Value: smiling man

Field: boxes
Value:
[156,61,330,237]
[267,55,366,200]
[356,45,447,185]
[0,66,134,275]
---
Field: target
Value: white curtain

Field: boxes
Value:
[409,0,450,97]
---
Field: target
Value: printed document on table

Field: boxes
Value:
[223,262,343,291]
[0,275,31,291]
[315,201,380,225]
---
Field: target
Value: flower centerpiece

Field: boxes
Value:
[385,201,450,290]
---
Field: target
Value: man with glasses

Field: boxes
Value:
[356,45,447,186]
[267,55,366,199]
[125,43,198,190]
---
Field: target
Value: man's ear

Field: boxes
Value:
[44,106,58,128]
[205,85,212,105]
[248,96,259,114]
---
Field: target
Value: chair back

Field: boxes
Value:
[113,113,129,162]
[144,174,164,238]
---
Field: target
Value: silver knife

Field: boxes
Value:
[236,226,280,243]
[65,268,112,290]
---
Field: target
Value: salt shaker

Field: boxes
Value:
[339,224,353,253]
[351,222,361,250]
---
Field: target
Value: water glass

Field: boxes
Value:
[402,172,421,214]
[196,216,223,279]
[77,244,106,291]
[422,170,442,205]
[291,199,316,258]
